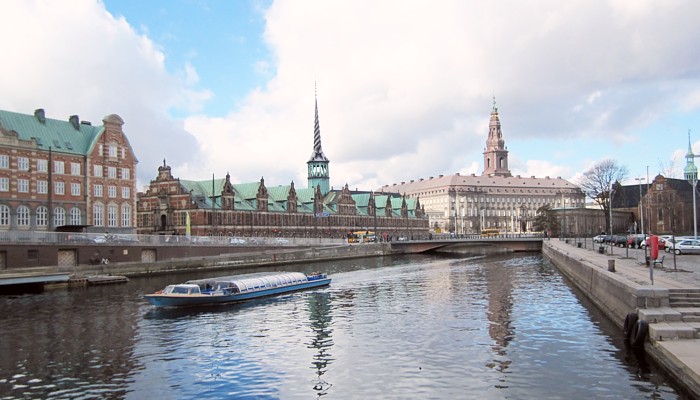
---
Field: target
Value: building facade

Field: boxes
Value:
[614,174,698,236]
[380,101,586,234]
[136,95,429,240]
[0,109,138,233]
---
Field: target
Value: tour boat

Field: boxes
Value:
[144,271,331,307]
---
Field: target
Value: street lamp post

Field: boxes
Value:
[609,184,615,255]
[684,130,698,239]
[635,177,647,263]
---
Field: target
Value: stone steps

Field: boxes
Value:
[669,289,700,308]
[640,307,700,340]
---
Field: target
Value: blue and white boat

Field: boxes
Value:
[144,271,331,307]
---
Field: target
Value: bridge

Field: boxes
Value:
[389,235,544,254]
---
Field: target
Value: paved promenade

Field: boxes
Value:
[545,239,700,397]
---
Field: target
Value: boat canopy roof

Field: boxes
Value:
[186,272,310,292]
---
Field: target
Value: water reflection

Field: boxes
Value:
[482,257,515,377]
[306,292,334,397]
[0,254,688,399]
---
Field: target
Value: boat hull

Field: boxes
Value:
[144,278,331,307]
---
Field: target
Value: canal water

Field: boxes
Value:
[0,253,688,399]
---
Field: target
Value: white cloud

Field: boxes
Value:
[2,0,700,193]
[0,0,209,187]
[182,0,700,191]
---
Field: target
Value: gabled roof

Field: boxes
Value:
[168,174,423,217]
[0,109,104,155]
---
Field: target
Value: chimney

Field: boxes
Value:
[34,109,46,124]
[69,115,80,130]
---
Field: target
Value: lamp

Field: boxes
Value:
[684,130,698,239]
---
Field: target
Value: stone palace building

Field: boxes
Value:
[381,101,585,234]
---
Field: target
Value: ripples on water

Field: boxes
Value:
[0,254,686,399]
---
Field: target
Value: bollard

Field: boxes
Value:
[598,246,605,254]
[577,242,582,248]
[607,259,615,272]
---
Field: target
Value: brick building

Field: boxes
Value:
[136,95,429,240]
[0,109,138,233]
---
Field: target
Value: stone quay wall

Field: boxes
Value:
[542,242,667,328]
[68,244,392,278]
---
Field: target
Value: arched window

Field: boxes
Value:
[0,205,9,226]
[121,203,131,227]
[36,206,48,227]
[53,207,66,227]
[70,208,81,225]
[108,203,118,227]
[17,206,30,227]
[93,203,104,226]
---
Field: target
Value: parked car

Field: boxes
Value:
[593,235,606,243]
[192,236,214,244]
[274,238,290,244]
[229,237,246,245]
[671,239,700,255]
[66,234,92,243]
[611,235,628,247]
[665,236,693,252]
[112,234,139,244]
[627,234,645,248]
[93,235,108,244]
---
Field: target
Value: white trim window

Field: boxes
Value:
[108,185,117,198]
[70,208,81,225]
[109,144,118,158]
[121,186,130,199]
[37,180,48,194]
[0,205,8,225]
[107,203,118,227]
[36,206,48,227]
[55,181,65,195]
[53,207,66,227]
[0,155,8,169]
[93,164,103,177]
[121,168,130,180]
[108,166,117,179]
[18,179,29,193]
[71,162,81,175]
[17,206,30,226]
[0,177,8,192]
[18,157,29,171]
[121,204,131,227]
[71,183,81,196]
[54,160,65,174]
[94,184,103,197]
[93,203,104,227]
[37,159,48,172]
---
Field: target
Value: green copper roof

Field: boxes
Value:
[0,109,104,155]
[173,175,421,217]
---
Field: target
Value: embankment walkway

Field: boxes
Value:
[543,239,700,398]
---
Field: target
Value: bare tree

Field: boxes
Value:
[577,159,629,233]
[659,155,681,179]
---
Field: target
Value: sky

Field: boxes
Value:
[2,0,700,194]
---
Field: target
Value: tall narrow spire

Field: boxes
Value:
[307,85,330,195]
[482,97,511,177]
[687,129,695,158]
[309,89,328,162]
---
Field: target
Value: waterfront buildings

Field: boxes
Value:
[381,101,585,234]
[0,109,138,234]
[136,95,429,239]
[613,174,698,236]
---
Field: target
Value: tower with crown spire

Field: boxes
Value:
[307,90,330,195]
[482,97,511,177]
